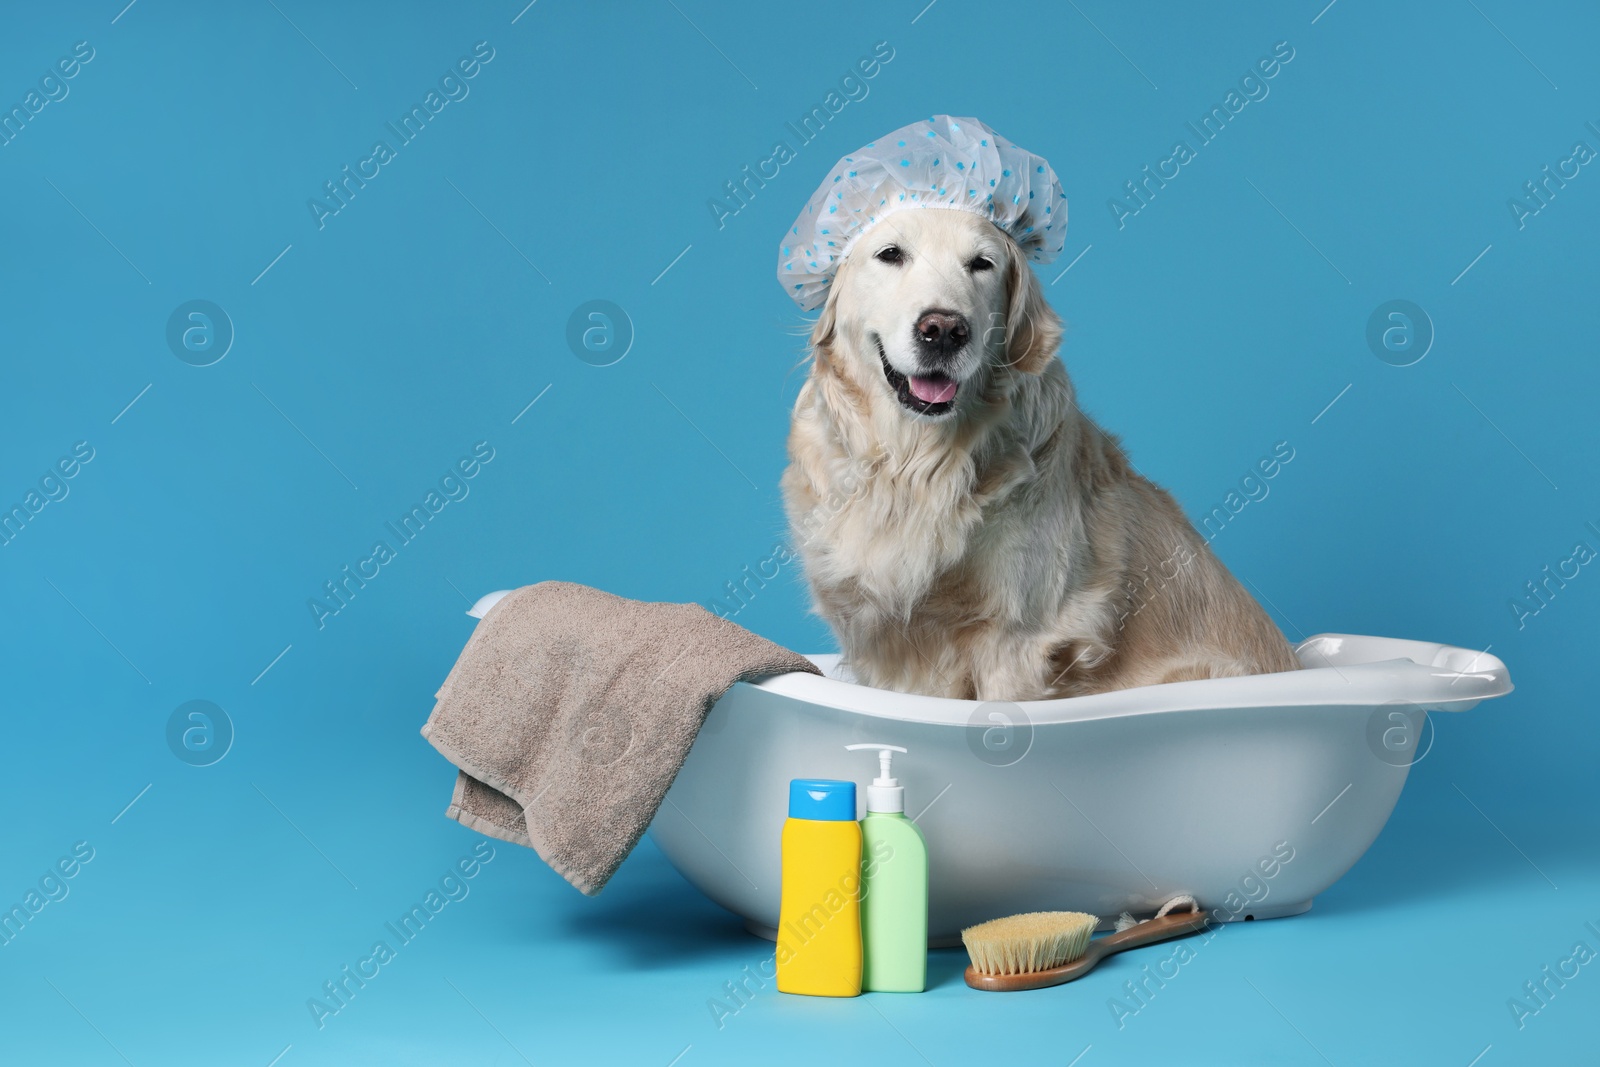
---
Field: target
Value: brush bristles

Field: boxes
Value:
[961,911,1097,976]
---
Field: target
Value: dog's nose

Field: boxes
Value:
[914,310,970,360]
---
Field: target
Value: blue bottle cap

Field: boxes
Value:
[788,778,856,821]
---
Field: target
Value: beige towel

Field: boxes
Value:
[420,581,819,895]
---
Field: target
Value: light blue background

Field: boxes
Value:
[1,1,1596,1063]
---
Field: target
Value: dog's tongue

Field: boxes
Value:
[908,376,958,404]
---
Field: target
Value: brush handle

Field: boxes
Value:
[964,910,1210,991]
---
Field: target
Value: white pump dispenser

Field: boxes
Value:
[844,743,908,814]
[843,741,928,991]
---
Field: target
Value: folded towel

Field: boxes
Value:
[421,581,820,895]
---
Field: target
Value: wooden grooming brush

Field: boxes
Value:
[962,908,1209,991]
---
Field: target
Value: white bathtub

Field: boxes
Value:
[648,634,1511,944]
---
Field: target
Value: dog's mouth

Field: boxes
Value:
[876,340,959,417]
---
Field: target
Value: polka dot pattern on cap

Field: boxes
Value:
[777,115,1067,312]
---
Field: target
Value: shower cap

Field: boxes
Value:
[777,115,1067,311]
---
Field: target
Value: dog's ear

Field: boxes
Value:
[809,280,839,356]
[1002,251,1062,375]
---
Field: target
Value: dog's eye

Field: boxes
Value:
[875,245,904,265]
[968,256,995,273]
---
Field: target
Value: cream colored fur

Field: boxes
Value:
[782,209,1299,701]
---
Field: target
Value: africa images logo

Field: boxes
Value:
[306,42,496,229]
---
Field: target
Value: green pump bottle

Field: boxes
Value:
[846,743,928,993]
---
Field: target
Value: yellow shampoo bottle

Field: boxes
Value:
[776,778,863,996]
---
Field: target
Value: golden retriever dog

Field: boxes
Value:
[782,208,1299,701]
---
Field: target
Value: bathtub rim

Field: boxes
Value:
[740,633,1511,727]
[461,592,1510,725]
